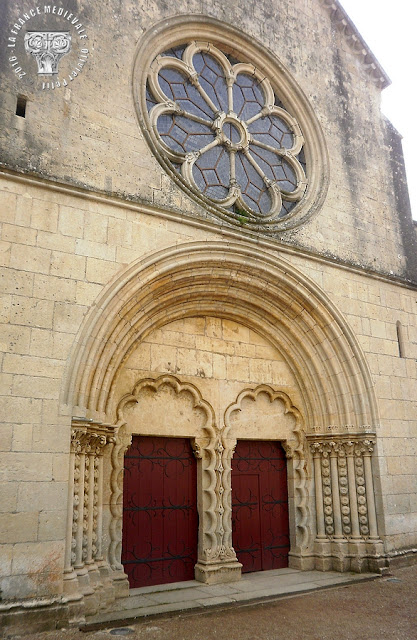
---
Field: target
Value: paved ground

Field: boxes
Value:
[8,565,417,640]
[88,566,380,624]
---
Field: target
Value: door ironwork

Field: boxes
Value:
[232,440,290,573]
[122,436,198,588]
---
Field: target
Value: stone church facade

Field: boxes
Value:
[1,0,417,634]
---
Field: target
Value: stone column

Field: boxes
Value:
[86,451,95,566]
[63,437,82,605]
[95,453,105,562]
[74,445,87,571]
[311,444,326,540]
[307,432,383,574]
[65,421,115,612]
[344,442,360,539]
[329,444,343,539]
[362,441,379,540]
[194,437,242,585]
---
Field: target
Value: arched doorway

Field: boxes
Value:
[63,241,384,609]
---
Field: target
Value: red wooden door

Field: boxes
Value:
[232,440,290,573]
[122,436,198,588]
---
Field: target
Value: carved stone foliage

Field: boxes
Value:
[71,429,107,456]
[309,436,379,543]
[224,385,311,554]
[112,375,240,577]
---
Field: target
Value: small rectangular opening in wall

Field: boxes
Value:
[396,321,405,358]
[16,95,27,118]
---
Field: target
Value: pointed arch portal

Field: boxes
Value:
[62,241,385,613]
[64,240,378,431]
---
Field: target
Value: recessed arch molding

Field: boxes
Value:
[62,241,386,616]
[63,240,379,435]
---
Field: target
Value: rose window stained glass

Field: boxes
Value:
[145,41,308,223]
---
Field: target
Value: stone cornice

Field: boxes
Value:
[1,168,416,291]
[321,0,390,89]
[307,426,376,438]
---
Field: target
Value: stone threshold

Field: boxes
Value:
[84,568,380,630]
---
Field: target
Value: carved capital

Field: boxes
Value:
[71,420,116,455]
[356,438,376,456]
[308,434,376,456]
[71,429,107,455]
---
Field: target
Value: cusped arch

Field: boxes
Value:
[117,374,217,445]
[63,240,379,436]
[223,385,309,552]
[224,385,305,455]
[110,374,223,573]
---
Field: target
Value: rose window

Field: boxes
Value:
[145,42,308,223]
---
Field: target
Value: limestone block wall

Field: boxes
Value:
[0,172,224,604]
[114,307,417,560]
[112,317,301,420]
[291,254,417,556]
[1,0,417,631]
[1,170,417,612]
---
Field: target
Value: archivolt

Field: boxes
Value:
[63,241,378,432]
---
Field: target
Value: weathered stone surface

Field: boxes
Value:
[0,0,416,635]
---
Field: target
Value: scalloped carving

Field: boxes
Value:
[110,374,238,573]
[224,385,311,553]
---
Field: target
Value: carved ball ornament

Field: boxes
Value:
[133,21,329,232]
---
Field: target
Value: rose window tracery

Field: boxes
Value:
[145,42,308,223]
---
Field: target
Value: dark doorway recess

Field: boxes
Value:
[122,436,198,588]
[232,440,290,573]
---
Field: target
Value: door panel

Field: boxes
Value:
[231,472,262,572]
[232,440,290,573]
[122,436,198,588]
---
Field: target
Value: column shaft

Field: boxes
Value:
[313,454,326,539]
[347,454,360,539]
[86,453,95,564]
[363,454,378,539]
[75,453,86,569]
[64,450,76,573]
[330,454,343,538]
[96,455,104,561]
